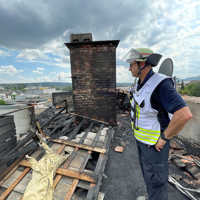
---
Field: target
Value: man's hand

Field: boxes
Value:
[155,137,166,152]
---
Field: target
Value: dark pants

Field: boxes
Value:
[136,140,170,200]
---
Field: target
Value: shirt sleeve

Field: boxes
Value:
[152,78,186,114]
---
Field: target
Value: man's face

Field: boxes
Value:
[129,61,140,77]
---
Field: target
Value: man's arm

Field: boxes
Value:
[164,106,192,139]
[155,106,192,151]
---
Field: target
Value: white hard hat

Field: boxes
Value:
[123,48,154,64]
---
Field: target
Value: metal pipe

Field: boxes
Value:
[69,112,109,125]
[168,176,199,200]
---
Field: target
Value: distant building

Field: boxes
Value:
[39,87,56,94]
[24,87,56,95]
[0,93,6,99]
[117,87,130,93]
[15,94,26,102]
[0,86,4,91]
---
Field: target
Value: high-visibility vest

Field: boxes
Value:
[130,73,169,145]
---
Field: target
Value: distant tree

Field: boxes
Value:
[63,86,72,91]
[0,99,6,105]
[11,94,16,100]
[179,81,200,97]
[17,84,26,90]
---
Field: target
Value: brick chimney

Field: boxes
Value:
[65,33,119,125]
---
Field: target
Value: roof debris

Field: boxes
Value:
[114,146,124,153]
[0,106,114,200]
[168,138,200,199]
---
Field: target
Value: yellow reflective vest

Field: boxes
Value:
[130,73,168,145]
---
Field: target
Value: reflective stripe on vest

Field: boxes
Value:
[130,98,140,129]
[130,105,160,145]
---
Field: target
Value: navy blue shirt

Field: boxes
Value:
[137,69,186,132]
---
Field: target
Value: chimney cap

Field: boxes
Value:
[70,33,93,43]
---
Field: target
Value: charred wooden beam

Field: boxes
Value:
[40,107,66,129]
[48,117,74,137]
[0,137,17,152]
[4,131,35,156]
[0,141,38,166]
[60,117,76,136]
[0,116,14,126]
[48,138,106,154]
[68,118,87,140]
[69,112,109,125]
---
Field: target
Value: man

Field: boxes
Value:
[125,48,192,200]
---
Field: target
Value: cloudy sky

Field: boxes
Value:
[0,0,199,83]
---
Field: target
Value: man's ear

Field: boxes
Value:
[139,61,146,67]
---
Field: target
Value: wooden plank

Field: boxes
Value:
[64,179,79,200]
[19,160,96,183]
[86,153,107,200]
[53,148,79,189]
[52,123,94,189]
[49,138,106,154]
[103,128,111,149]
[1,170,32,194]
[0,168,30,200]
[77,180,90,190]
[6,190,22,200]
[65,153,91,200]
[69,151,88,169]
[54,167,96,184]
[36,121,47,138]
[0,164,20,187]
[53,178,72,200]
[86,128,114,200]
[0,155,25,185]
[55,144,66,154]
[64,150,92,199]
[64,125,104,200]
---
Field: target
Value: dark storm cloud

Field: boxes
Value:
[0,0,150,49]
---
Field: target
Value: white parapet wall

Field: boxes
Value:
[179,96,200,142]
[0,104,32,137]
